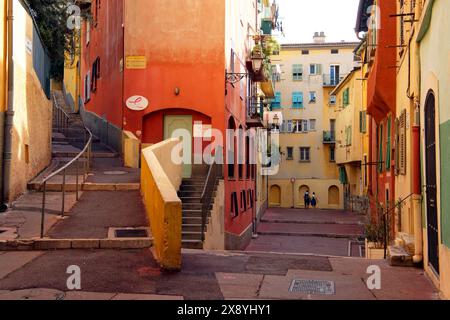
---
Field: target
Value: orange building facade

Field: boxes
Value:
[77,0,272,249]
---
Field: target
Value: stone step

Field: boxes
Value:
[179,185,204,192]
[388,245,415,267]
[182,224,203,233]
[182,217,203,225]
[182,231,203,241]
[179,197,202,204]
[53,151,118,158]
[182,239,203,250]
[178,190,203,198]
[182,210,203,218]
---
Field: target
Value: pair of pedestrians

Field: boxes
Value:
[304,191,317,209]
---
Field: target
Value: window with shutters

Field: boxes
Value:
[309,119,316,131]
[343,88,350,107]
[309,64,322,75]
[286,147,293,160]
[309,91,317,103]
[399,110,407,175]
[386,116,392,170]
[272,92,281,109]
[345,126,352,146]
[293,64,303,81]
[359,111,367,133]
[378,124,383,172]
[292,92,304,108]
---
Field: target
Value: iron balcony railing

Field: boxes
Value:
[322,74,345,87]
[39,94,93,238]
[323,130,336,143]
[247,97,264,120]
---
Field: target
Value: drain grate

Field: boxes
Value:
[289,279,335,295]
[115,229,148,238]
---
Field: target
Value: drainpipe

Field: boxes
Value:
[1,0,13,209]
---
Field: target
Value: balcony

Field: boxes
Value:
[246,97,265,128]
[322,74,344,87]
[323,131,336,144]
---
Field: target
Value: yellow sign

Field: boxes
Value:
[125,56,147,69]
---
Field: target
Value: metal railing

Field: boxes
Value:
[39,94,93,238]
[322,74,345,87]
[200,146,223,242]
[323,130,336,143]
[53,94,69,136]
[381,192,415,259]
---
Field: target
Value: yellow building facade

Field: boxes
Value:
[333,67,369,209]
[268,36,358,209]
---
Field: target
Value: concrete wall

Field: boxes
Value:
[141,138,182,270]
[204,180,225,250]
[8,1,52,202]
[418,0,450,299]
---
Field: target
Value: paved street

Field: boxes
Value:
[0,249,438,300]
[247,208,366,257]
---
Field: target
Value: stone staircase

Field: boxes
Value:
[178,175,216,249]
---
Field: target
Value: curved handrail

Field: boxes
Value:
[39,93,93,238]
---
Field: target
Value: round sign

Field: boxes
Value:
[126,95,149,111]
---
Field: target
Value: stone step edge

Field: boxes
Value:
[260,218,364,226]
[257,231,364,239]
[0,238,153,251]
[28,182,140,191]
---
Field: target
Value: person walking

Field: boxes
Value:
[311,192,317,208]
[304,191,311,209]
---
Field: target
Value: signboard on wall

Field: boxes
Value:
[125,56,147,69]
[126,96,149,111]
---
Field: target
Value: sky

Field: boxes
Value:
[275,0,361,44]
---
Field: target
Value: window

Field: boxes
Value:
[309,119,316,131]
[345,126,352,146]
[292,64,303,81]
[86,21,91,46]
[309,91,317,103]
[378,124,384,172]
[331,49,339,54]
[359,110,367,133]
[231,192,239,218]
[329,95,337,105]
[271,65,281,82]
[330,147,335,162]
[287,120,293,133]
[272,92,281,109]
[293,120,301,133]
[302,120,309,132]
[398,110,407,175]
[286,147,293,160]
[386,116,392,170]
[292,92,303,108]
[343,88,350,107]
[309,64,322,75]
[299,147,311,162]
[301,50,309,55]
[84,72,91,103]
[91,57,100,92]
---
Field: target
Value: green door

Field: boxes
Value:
[164,115,193,178]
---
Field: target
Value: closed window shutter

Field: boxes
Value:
[317,64,322,75]
[399,110,407,175]
[386,116,392,170]
[378,125,383,172]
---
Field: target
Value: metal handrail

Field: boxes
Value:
[382,192,415,259]
[39,93,93,238]
[52,94,70,136]
[200,146,223,242]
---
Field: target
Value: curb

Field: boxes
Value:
[257,231,364,239]
[0,238,152,251]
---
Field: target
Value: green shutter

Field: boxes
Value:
[343,88,349,106]
[378,124,383,172]
[386,116,391,170]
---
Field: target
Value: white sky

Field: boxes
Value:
[275,0,361,43]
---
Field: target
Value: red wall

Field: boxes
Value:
[80,0,124,128]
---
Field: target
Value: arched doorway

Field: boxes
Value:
[299,185,309,205]
[425,90,439,274]
[269,185,281,207]
[328,186,340,206]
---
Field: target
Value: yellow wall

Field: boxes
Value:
[204,180,225,250]
[141,138,182,270]
[0,0,7,113]
[63,31,80,112]
[268,44,357,209]
[9,1,52,202]
[123,130,140,168]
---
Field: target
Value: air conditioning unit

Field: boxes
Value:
[329,95,337,105]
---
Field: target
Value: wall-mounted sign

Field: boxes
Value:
[25,38,32,55]
[125,56,147,69]
[126,96,149,111]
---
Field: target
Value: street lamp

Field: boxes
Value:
[251,54,264,74]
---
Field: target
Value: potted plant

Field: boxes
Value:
[364,206,388,259]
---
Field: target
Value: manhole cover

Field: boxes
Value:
[115,229,148,238]
[103,171,128,175]
[289,279,335,295]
